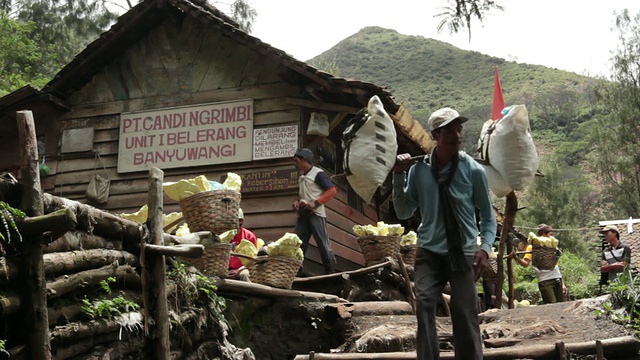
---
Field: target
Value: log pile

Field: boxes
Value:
[0,177,251,359]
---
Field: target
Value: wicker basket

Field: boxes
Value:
[187,242,233,277]
[531,245,561,270]
[482,257,500,280]
[247,255,302,289]
[179,189,241,235]
[358,235,402,264]
[400,245,418,266]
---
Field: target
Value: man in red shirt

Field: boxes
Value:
[228,208,258,281]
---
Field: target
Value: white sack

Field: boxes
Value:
[480,105,538,191]
[482,164,513,197]
[478,119,512,197]
[307,112,329,137]
[342,95,398,204]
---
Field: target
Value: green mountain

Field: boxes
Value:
[309,26,598,157]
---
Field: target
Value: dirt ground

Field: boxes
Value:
[478,295,636,347]
[339,294,638,357]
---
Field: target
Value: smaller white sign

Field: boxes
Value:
[253,125,298,160]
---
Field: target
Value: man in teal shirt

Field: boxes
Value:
[393,107,496,360]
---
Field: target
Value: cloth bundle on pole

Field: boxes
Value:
[341,95,398,204]
[477,105,538,197]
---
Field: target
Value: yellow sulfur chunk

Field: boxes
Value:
[266,232,304,262]
[175,223,190,237]
[222,172,242,192]
[235,239,258,266]
[401,231,418,246]
[163,175,212,201]
[119,205,149,223]
[527,232,559,248]
[219,229,238,243]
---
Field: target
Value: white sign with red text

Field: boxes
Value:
[118,99,254,173]
[252,125,298,160]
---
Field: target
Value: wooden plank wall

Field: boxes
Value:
[35,15,375,274]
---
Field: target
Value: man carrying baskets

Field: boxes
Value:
[510,224,566,304]
[292,148,337,274]
[392,108,496,360]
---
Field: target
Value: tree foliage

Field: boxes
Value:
[226,0,256,33]
[0,0,256,95]
[589,9,640,218]
[435,0,504,41]
[0,11,52,94]
[514,158,598,258]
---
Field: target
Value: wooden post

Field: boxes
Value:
[142,166,170,358]
[395,254,416,314]
[596,340,604,360]
[16,110,51,359]
[555,341,567,360]
[495,191,518,309]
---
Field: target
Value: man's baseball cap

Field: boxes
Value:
[427,107,468,132]
[294,148,314,163]
[599,225,619,234]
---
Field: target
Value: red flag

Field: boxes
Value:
[492,66,505,120]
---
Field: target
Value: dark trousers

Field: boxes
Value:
[295,213,335,274]
[414,248,482,360]
[538,278,564,304]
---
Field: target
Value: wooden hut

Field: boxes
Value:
[0,0,432,275]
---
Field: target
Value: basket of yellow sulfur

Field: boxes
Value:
[247,255,302,289]
[358,235,402,264]
[531,245,561,270]
[179,189,241,235]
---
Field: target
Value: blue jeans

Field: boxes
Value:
[295,213,335,274]
[414,248,482,360]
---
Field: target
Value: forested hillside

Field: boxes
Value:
[309,26,609,258]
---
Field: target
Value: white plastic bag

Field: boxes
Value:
[307,112,329,137]
[342,95,398,203]
[478,105,538,193]
[85,153,110,204]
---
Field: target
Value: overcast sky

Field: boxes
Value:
[248,0,640,78]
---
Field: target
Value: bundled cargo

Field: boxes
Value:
[477,105,538,197]
[342,95,398,204]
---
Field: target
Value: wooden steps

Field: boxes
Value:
[294,336,640,360]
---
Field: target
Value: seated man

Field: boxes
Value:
[228,208,258,281]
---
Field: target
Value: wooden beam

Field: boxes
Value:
[495,191,517,309]
[286,97,359,113]
[17,110,51,359]
[164,231,217,245]
[42,193,142,244]
[293,336,640,359]
[328,112,349,134]
[15,208,77,235]
[144,244,204,258]
[143,166,170,359]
